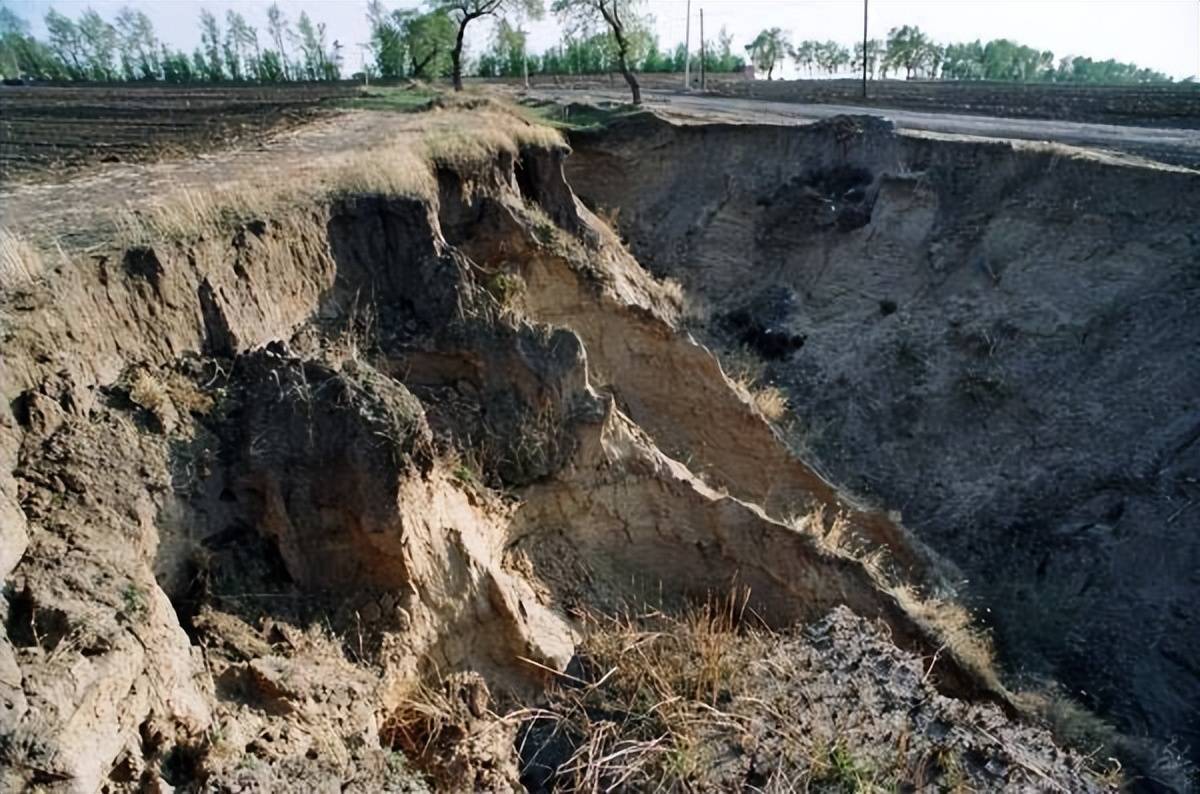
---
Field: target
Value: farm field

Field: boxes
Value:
[0,83,359,181]
[703,76,1200,128]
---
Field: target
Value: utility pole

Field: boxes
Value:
[521,29,530,89]
[357,43,370,86]
[700,7,706,91]
[684,0,692,90]
[862,0,869,98]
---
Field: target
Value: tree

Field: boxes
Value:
[368,0,403,77]
[266,2,291,79]
[479,18,527,77]
[791,40,815,75]
[77,9,119,79]
[402,8,456,78]
[701,26,743,74]
[942,40,984,80]
[258,48,286,81]
[1,4,66,80]
[552,0,644,104]
[852,38,884,80]
[160,45,193,82]
[368,3,456,80]
[43,10,80,78]
[296,11,325,79]
[115,7,158,80]
[224,11,257,81]
[746,27,788,79]
[884,24,934,79]
[431,0,543,91]
[198,10,224,80]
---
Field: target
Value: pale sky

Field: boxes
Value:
[9,0,1200,80]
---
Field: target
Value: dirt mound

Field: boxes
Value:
[0,106,1120,792]
[564,108,1200,781]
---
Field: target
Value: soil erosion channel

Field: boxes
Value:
[0,97,1190,791]
[564,110,1200,770]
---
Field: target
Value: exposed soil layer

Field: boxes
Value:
[563,110,1200,774]
[0,83,357,181]
[0,106,1117,791]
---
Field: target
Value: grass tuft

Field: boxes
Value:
[0,229,43,287]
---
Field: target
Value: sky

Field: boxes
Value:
[8,0,1200,80]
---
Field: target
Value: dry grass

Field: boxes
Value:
[658,276,687,316]
[322,143,437,201]
[519,592,768,792]
[113,142,438,248]
[96,98,550,250]
[0,229,43,287]
[715,345,789,422]
[891,583,1000,689]
[516,595,1082,793]
[750,384,789,421]
[784,504,1001,696]
[421,108,565,176]
[125,366,214,433]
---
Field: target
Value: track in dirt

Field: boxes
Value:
[0,83,358,181]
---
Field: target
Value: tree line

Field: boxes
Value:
[744,24,1175,84]
[0,2,343,83]
[367,1,742,83]
[0,1,1179,96]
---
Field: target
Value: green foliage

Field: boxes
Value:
[198,10,224,81]
[294,11,341,80]
[369,3,456,80]
[746,27,789,79]
[115,8,159,80]
[882,24,936,80]
[342,86,440,112]
[223,11,258,81]
[121,583,148,620]
[0,3,67,80]
[790,39,851,76]
[878,25,1173,84]
[432,0,546,89]
[522,100,637,131]
[476,18,528,78]
[0,0,1178,86]
[258,49,286,82]
[851,38,884,78]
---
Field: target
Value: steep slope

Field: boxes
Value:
[0,103,1114,792]
[564,109,1200,777]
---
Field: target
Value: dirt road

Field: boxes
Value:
[528,87,1200,170]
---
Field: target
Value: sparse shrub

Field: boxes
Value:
[483,270,525,309]
[121,583,148,620]
[812,740,878,792]
[128,368,169,415]
[452,463,477,486]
